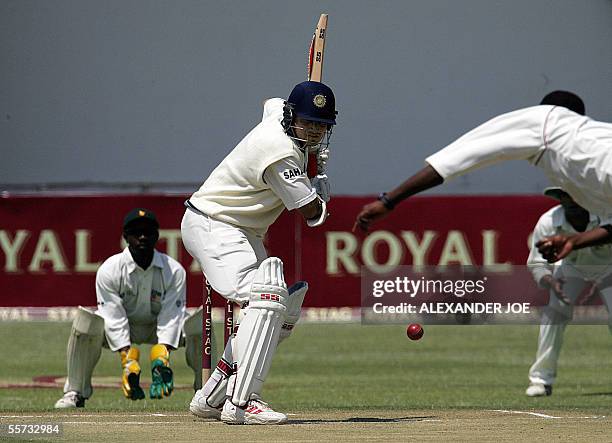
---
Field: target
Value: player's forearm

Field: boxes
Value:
[299,197,322,219]
[304,198,328,227]
[570,226,612,249]
[384,165,444,207]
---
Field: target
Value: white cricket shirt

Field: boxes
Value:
[95,248,187,351]
[527,206,612,283]
[426,106,612,219]
[189,98,315,236]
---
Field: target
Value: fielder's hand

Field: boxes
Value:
[149,344,173,399]
[540,275,571,305]
[311,174,331,202]
[353,201,391,232]
[536,235,575,263]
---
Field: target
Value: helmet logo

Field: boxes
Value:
[313,94,327,108]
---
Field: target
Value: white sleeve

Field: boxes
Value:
[156,265,187,349]
[527,210,556,286]
[264,157,318,210]
[262,98,285,122]
[95,264,130,351]
[425,106,549,181]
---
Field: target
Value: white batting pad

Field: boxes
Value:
[248,257,288,310]
[279,281,308,343]
[231,257,288,406]
[64,307,105,398]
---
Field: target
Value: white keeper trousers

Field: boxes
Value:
[181,207,268,304]
[528,265,612,386]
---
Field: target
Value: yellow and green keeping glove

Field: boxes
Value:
[120,347,145,400]
[149,344,173,399]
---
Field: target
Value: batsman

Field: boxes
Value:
[181,80,337,424]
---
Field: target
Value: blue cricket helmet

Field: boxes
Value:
[287,81,337,125]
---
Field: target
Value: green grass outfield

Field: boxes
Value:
[1,321,612,413]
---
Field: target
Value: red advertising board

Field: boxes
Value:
[0,195,556,307]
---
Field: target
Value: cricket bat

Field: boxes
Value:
[307,14,328,82]
[307,14,329,177]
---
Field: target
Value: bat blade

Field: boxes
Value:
[307,14,328,82]
[306,13,329,178]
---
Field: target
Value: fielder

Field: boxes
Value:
[526,188,612,396]
[354,91,612,261]
[55,208,203,408]
[181,80,337,424]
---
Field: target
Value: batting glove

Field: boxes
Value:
[317,146,330,172]
[149,344,173,399]
[311,174,331,203]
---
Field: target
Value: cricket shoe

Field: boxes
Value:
[189,389,222,419]
[220,398,287,425]
[525,383,552,397]
[54,391,85,409]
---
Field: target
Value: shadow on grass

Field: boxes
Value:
[579,392,612,397]
[288,416,436,425]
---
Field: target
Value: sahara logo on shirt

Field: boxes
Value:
[283,168,304,180]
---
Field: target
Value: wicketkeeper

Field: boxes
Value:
[55,208,203,408]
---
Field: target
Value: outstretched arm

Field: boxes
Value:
[354,106,549,232]
[353,165,443,232]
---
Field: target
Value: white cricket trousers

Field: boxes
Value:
[181,207,268,304]
[529,267,612,386]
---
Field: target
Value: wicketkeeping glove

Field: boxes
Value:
[149,344,173,399]
[120,347,145,400]
[311,174,331,202]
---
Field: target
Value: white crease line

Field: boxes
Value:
[62,421,182,425]
[0,413,191,419]
[568,416,607,420]
[491,410,607,420]
[491,410,561,419]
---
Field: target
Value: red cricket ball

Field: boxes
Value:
[407,323,424,340]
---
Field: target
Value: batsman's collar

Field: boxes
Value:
[543,187,569,201]
[123,208,159,229]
